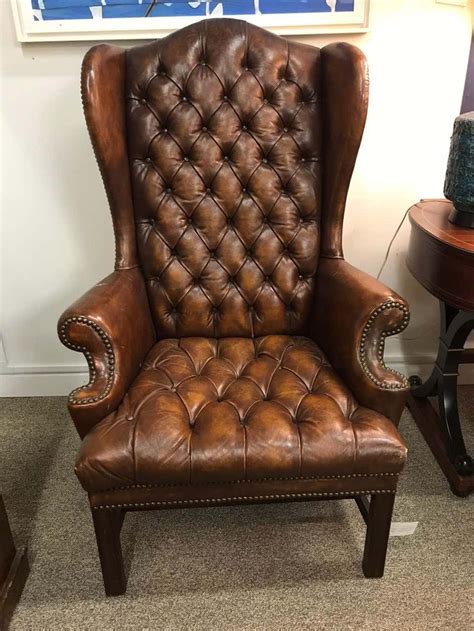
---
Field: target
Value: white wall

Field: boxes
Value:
[0,0,472,396]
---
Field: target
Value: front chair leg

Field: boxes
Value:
[362,493,395,578]
[91,507,127,596]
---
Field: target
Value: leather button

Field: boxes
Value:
[182,95,188,101]
[263,99,268,104]
[187,216,193,223]
[242,125,248,131]
[163,128,168,133]
[206,187,211,194]
[242,187,247,193]
[262,217,268,224]
[262,158,268,164]
[145,157,151,163]
[140,98,146,105]
[201,62,207,66]
[223,156,229,161]
[283,127,288,133]
[183,156,189,162]
[301,157,306,163]
[202,126,208,132]
[223,95,228,101]
[165,187,172,193]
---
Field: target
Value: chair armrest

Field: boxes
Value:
[58,268,156,438]
[310,258,410,423]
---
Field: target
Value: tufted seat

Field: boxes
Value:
[76,336,406,493]
[59,19,411,595]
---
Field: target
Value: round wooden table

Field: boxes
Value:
[406,199,473,496]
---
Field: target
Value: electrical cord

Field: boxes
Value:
[376,207,411,280]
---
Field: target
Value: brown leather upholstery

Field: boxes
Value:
[76,335,406,493]
[58,18,410,591]
[126,21,321,338]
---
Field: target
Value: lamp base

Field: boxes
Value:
[448,204,474,229]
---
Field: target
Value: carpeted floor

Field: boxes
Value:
[0,390,472,630]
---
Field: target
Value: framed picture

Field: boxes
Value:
[11,0,370,43]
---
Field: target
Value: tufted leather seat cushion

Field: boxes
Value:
[126,20,321,338]
[75,335,406,493]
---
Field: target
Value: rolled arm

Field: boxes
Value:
[311,258,410,423]
[58,268,156,438]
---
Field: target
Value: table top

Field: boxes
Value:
[408,199,474,255]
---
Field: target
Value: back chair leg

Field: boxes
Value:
[362,493,395,578]
[91,507,127,596]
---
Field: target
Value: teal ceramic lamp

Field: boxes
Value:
[444,112,474,228]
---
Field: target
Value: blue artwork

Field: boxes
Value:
[31,0,355,21]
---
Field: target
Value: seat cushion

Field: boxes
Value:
[76,336,406,493]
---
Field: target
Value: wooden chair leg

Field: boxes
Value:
[91,507,127,596]
[362,493,395,578]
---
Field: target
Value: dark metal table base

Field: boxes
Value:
[407,302,473,497]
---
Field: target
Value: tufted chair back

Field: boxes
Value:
[83,18,368,341]
[126,20,321,338]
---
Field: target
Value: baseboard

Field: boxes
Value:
[0,366,88,397]
[1,356,473,397]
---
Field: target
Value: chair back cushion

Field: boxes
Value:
[126,19,321,337]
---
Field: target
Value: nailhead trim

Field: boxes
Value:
[92,488,396,510]
[94,471,399,493]
[59,316,115,405]
[359,300,410,390]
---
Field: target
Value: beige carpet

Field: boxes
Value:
[0,390,472,630]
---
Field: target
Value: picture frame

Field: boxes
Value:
[11,0,370,43]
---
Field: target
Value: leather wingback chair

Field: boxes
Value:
[59,19,410,596]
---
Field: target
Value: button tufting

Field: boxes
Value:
[140,98,146,105]
[301,157,306,163]
[125,27,322,341]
